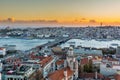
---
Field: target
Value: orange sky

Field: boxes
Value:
[1,0,120,26]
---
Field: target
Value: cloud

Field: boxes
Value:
[33,20,58,23]
[0,17,15,22]
[79,18,87,22]
[46,20,58,23]
[31,20,58,23]
[0,18,58,23]
[7,17,15,22]
[81,18,86,20]
[74,19,78,22]
[89,19,96,23]
[28,19,58,23]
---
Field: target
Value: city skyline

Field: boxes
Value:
[1,0,120,26]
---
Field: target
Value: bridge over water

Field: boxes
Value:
[30,37,71,52]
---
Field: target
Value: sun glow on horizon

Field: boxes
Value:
[1,0,120,26]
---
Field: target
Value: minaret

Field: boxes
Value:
[66,47,78,79]
[64,60,67,67]
[75,60,78,79]
[95,71,98,79]
[67,47,74,70]
[64,69,68,80]
[0,60,2,72]
[67,47,73,56]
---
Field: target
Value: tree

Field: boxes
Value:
[83,61,93,73]
[84,64,89,72]
[88,61,93,72]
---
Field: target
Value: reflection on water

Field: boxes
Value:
[61,39,120,48]
[0,38,54,51]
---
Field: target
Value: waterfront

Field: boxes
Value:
[0,38,54,51]
[0,38,120,51]
[61,39,120,48]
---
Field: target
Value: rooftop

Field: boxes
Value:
[56,60,64,65]
[79,73,104,79]
[74,48,102,55]
[0,47,5,50]
[19,65,31,72]
[80,58,89,65]
[48,67,73,80]
[3,65,32,75]
[40,56,53,67]
[114,74,120,80]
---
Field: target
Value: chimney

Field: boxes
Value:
[95,71,97,79]
[64,69,68,80]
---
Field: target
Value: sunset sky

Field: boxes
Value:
[1,0,120,27]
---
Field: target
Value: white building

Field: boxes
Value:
[3,45,16,51]
[0,48,6,56]
[41,56,56,78]
[3,65,35,80]
[44,34,50,38]
[100,58,120,76]
[66,47,78,79]
[63,34,69,37]
[47,47,78,80]
[0,73,1,80]
[100,63,117,76]
[116,46,120,54]
[37,34,44,38]
[92,56,102,70]
[22,59,40,70]
[0,60,3,72]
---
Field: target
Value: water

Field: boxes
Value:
[1,38,120,51]
[0,38,54,51]
[61,39,120,48]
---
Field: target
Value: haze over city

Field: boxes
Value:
[2,0,120,80]
[1,0,120,27]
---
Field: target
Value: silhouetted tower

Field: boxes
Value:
[100,22,103,27]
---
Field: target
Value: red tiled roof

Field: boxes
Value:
[48,67,74,80]
[80,73,104,79]
[92,56,102,60]
[56,60,64,65]
[28,53,53,67]
[29,53,47,60]
[80,58,89,65]
[114,74,120,80]
[40,56,53,67]
[0,48,5,50]
[104,77,111,80]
